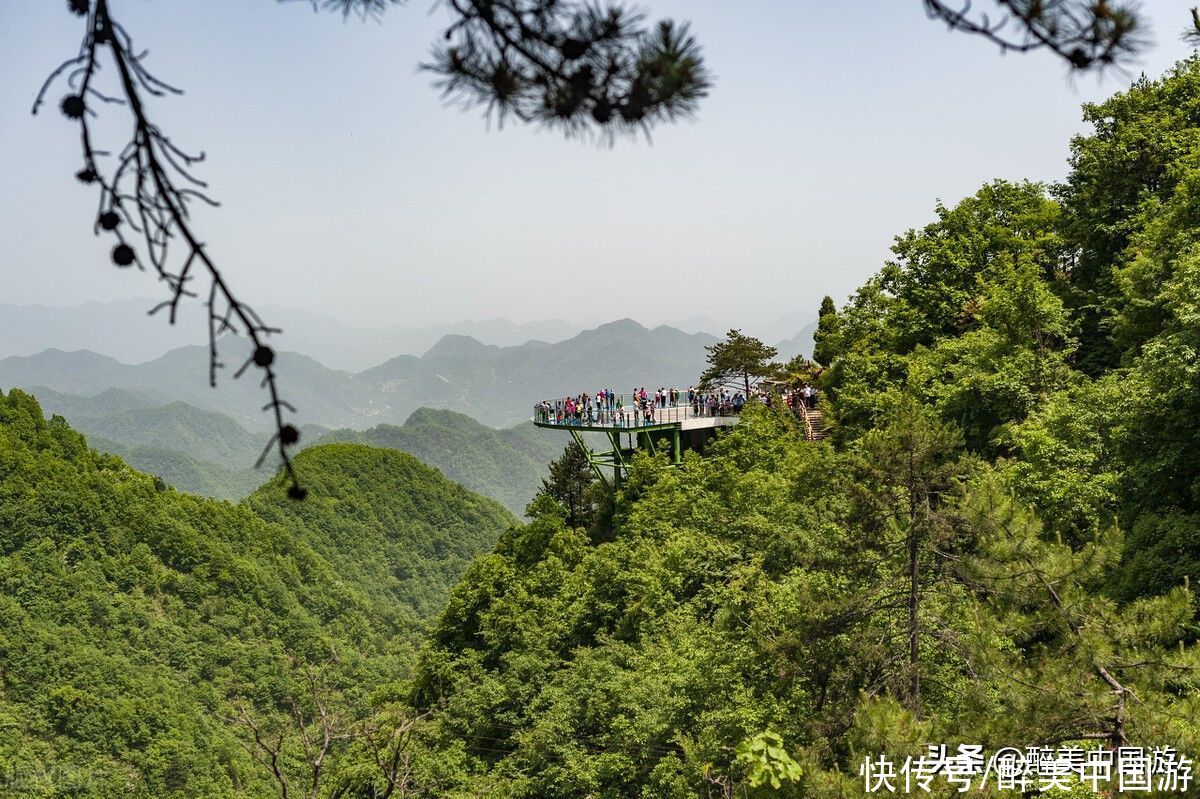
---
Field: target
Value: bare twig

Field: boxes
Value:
[35,0,306,498]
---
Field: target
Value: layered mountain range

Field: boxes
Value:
[0,319,734,430]
[1,317,814,511]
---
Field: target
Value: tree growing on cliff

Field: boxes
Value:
[700,329,778,396]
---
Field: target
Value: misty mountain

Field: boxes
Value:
[360,319,718,427]
[0,299,580,371]
[23,386,562,512]
[667,314,724,335]
[253,306,582,372]
[758,308,819,345]
[1,319,718,430]
[0,344,379,431]
[26,386,301,499]
[774,320,819,361]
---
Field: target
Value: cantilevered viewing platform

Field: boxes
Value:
[532,394,743,485]
[531,399,741,432]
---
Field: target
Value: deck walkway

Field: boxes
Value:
[531,400,741,432]
[532,391,825,486]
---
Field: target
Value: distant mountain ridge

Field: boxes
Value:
[0,299,581,371]
[25,385,561,512]
[774,319,819,361]
[1,299,818,372]
[1,318,722,429]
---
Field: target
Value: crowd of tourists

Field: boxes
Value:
[784,383,819,411]
[533,383,818,427]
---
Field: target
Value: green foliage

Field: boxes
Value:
[317,408,562,516]
[246,443,515,619]
[699,329,778,394]
[734,730,802,791]
[959,477,1199,752]
[907,258,1079,451]
[820,179,1068,443]
[811,295,838,366]
[408,402,1199,796]
[0,389,515,797]
[535,444,597,531]
[1056,56,1200,371]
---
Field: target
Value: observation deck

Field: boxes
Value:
[532,393,744,485]
[531,396,741,432]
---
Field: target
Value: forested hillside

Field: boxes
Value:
[245,444,515,619]
[23,387,559,510]
[316,409,562,516]
[0,390,511,797]
[399,60,1200,797]
[23,388,309,501]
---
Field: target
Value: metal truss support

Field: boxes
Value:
[570,428,610,487]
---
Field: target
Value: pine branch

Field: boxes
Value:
[923,0,1145,70]
[426,0,710,140]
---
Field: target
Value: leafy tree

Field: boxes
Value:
[811,294,838,366]
[534,443,596,530]
[882,180,1066,350]
[849,395,970,712]
[699,329,778,395]
[1001,375,1125,541]
[908,257,1079,451]
[961,477,1200,752]
[821,180,1067,441]
[1054,57,1200,372]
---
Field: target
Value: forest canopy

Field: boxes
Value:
[399,57,1200,797]
[8,22,1200,799]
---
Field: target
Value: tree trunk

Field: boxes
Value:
[907,527,920,710]
[907,477,921,713]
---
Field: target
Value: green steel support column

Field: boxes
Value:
[531,412,737,492]
[569,429,610,487]
[607,431,627,486]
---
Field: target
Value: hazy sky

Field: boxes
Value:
[1,1,1194,333]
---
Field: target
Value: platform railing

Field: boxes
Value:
[532,392,744,428]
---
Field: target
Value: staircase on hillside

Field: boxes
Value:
[796,403,828,441]
[805,408,827,440]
